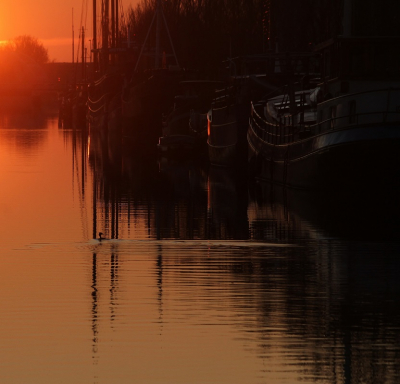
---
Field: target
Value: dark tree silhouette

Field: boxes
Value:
[0,35,49,87]
[0,35,49,65]
[126,0,266,75]
[126,0,400,76]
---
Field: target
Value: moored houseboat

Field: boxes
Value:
[248,36,400,191]
[157,80,222,157]
[207,87,238,167]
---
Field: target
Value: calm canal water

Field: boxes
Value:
[1,111,400,384]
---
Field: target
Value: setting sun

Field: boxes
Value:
[0,0,137,62]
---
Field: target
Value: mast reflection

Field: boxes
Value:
[91,253,99,359]
[110,252,119,324]
[64,117,400,384]
[247,180,400,383]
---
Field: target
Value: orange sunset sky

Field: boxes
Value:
[0,0,138,62]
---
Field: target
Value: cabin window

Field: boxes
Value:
[349,100,356,124]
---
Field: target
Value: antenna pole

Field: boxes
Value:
[134,9,157,72]
[343,0,352,36]
[161,8,180,68]
[115,0,119,47]
[155,0,161,69]
[82,26,86,81]
[134,0,180,71]
[93,0,97,72]
[102,0,110,70]
[111,0,115,48]
[72,8,75,64]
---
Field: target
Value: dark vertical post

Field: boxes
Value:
[111,187,115,239]
[82,26,86,81]
[343,0,352,36]
[115,192,119,240]
[155,0,161,68]
[92,172,97,239]
[93,0,97,72]
[72,8,75,64]
[91,253,98,358]
[111,0,115,64]
[111,0,115,48]
[102,0,109,70]
[115,0,119,47]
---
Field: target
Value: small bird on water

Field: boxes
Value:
[98,232,105,241]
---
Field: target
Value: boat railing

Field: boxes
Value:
[87,92,114,116]
[314,110,400,133]
[250,101,400,145]
[211,104,236,124]
[250,102,306,145]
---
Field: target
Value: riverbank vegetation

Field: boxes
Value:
[126,0,267,76]
[0,35,49,65]
[0,35,49,88]
[126,0,400,78]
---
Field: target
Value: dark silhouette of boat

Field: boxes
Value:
[120,0,192,152]
[157,80,222,158]
[207,87,238,167]
[248,36,400,191]
[121,68,186,151]
[83,0,186,154]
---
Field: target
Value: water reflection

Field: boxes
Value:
[76,120,400,244]
[81,124,251,241]
[1,111,400,384]
[0,111,47,130]
[249,178,400,243]
[73,125,400,383]
[85,239,400,383]
[0,113,48,154]
[207,166,249,239]
[91,253,99,358]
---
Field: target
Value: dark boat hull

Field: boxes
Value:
[248,123,400,191]
[208,142,236,167]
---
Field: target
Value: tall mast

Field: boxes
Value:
[155,0,162,69]
[93,0,97,71]
[115,0,119,47]
[102,0,109,70]
[343,0,352,36]
[135,0,180,72]
[82,26,86,81]
[72,8,75,64]
[111,0,115,64]
[111,0,115,48]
